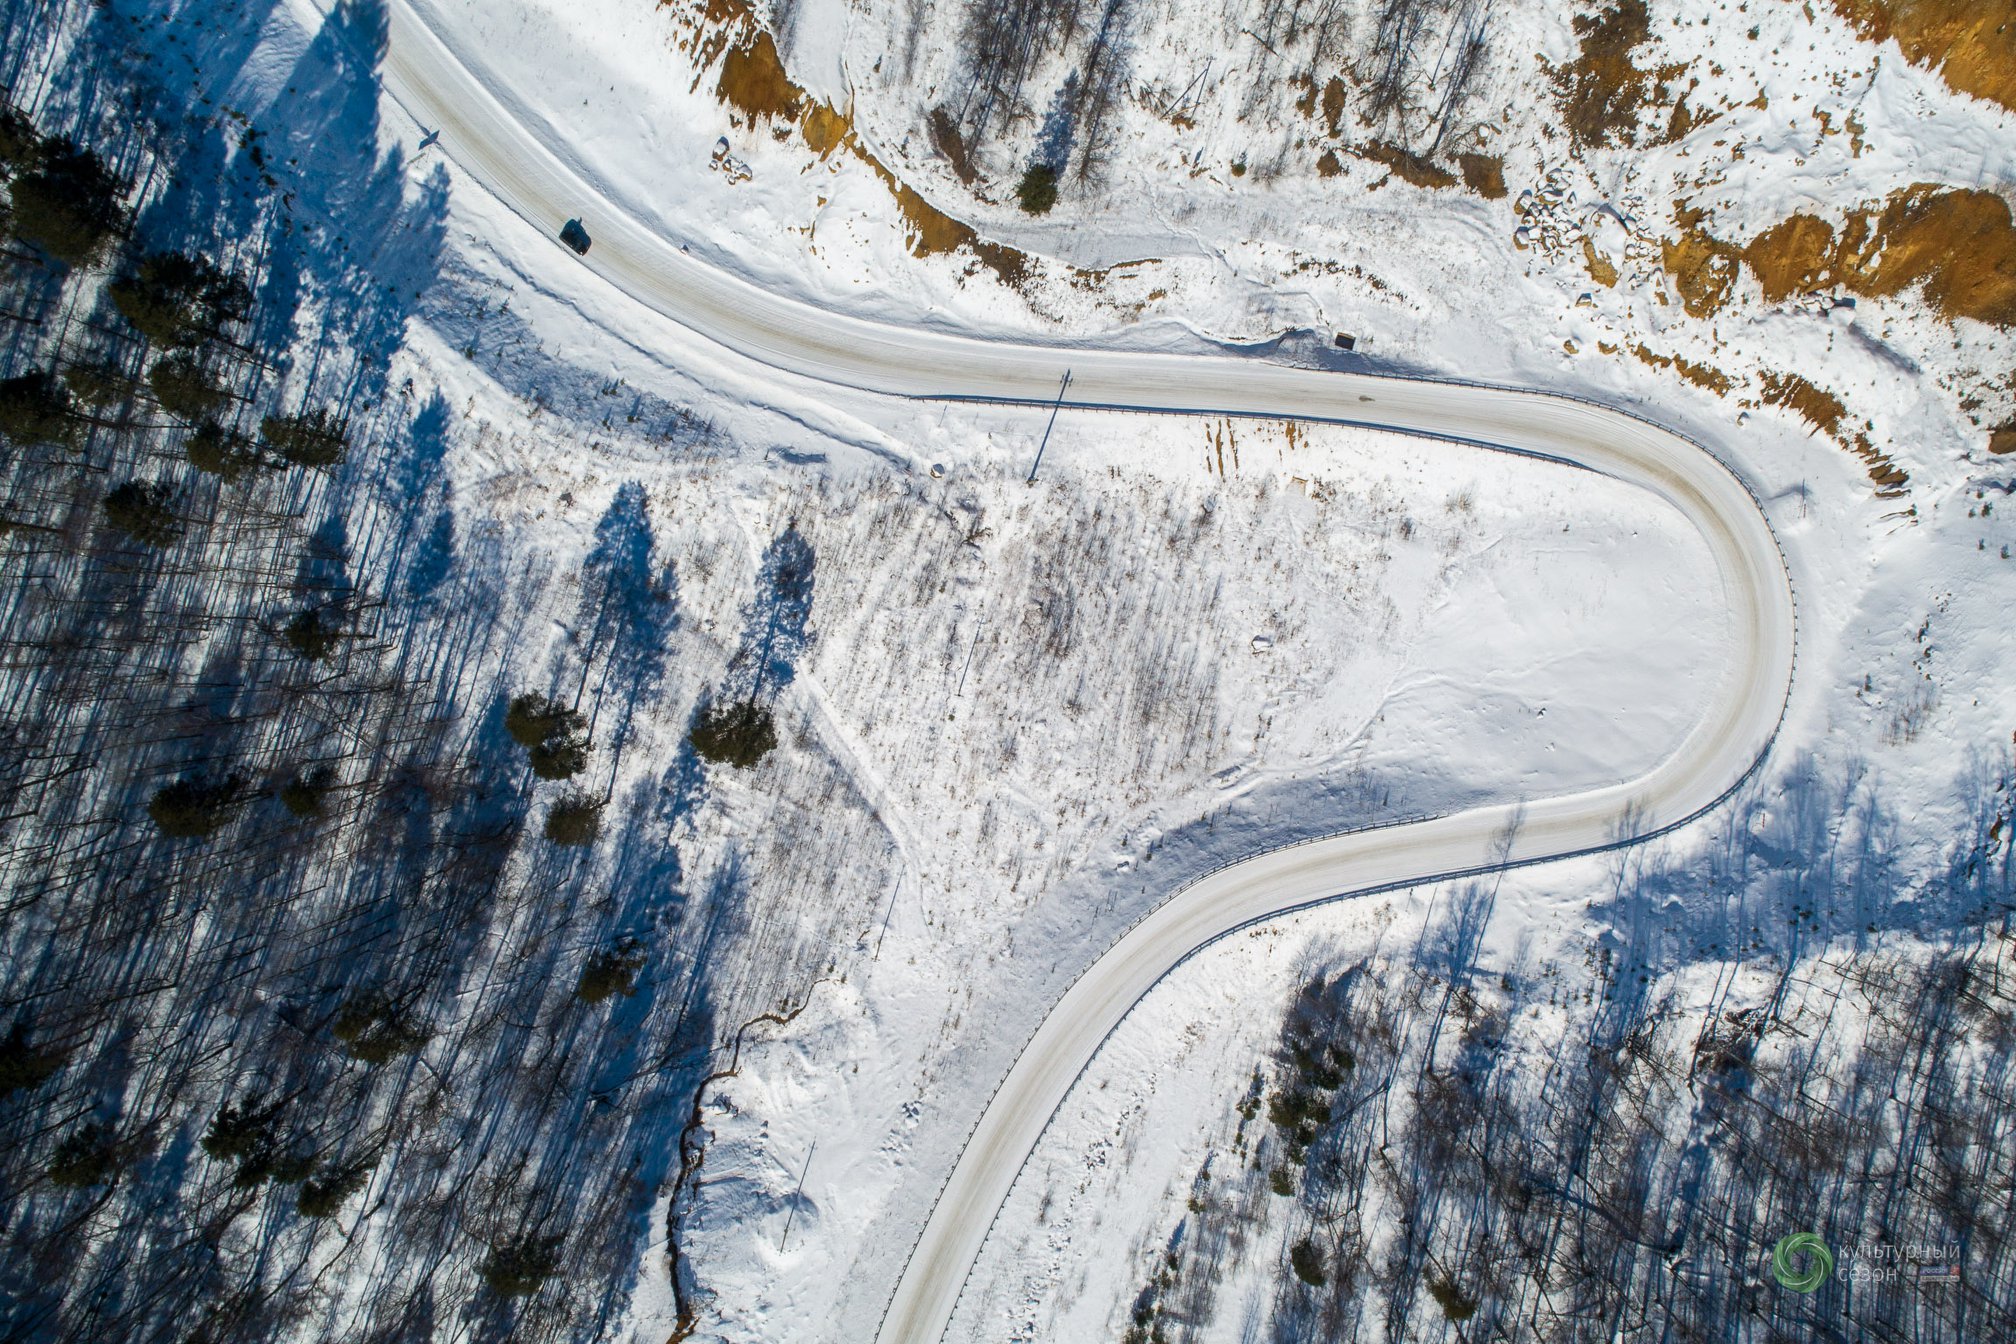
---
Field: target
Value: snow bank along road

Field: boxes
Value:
[376,3,1797,1338]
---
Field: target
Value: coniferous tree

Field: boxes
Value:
[297,1164,371,1217]
[505,692,591,780]
[147,773,244,839]
[544,791,603,847]
[282,607,343,661]
[1015,163,1059,214]
[0,370,77,449]
[0,1025,67,1096]
[61,358,135,410]
[331,994,430,1065]
[201,1097,282,1164]
[102,480,182,547]
[47,1122,119,1188]
[148,354,227,421]
[8,138,123,266]
[575,939,646,1003]
[109,251,247,347]
[0,103,39,173]
[690,698,777,769]
[279,765,336,819]
[262,407,349,469]
[480,1236,561,1298]
[184,420,262,481]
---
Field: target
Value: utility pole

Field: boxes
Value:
[873,875,900,958]
[955,620,983,697]
[1026,370,1073,484]
[779,1139,817,1252]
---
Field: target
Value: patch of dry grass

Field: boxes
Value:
[1551,0,1685,149]
[1583,238,1619,287]
[1457,153,1506,199]
[1760,372,1908,495]
[1827,0,2016,112]
[1359,142,1457,190]
[1666,186,2016,329]
[676,0,1028,282]
[1632,343,1731,395]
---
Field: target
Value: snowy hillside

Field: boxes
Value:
[0,0,2008,1342]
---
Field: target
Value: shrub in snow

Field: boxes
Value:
[147,774,243,839]
[689,698,777,769]
[147,354,227,422]
[0,371,77,449]
[481,1236,561,1297]
[102,479,181,548]
[261,407,348,469]
[544,792,603,847]
[1015,163,1058,215]
[505,692,592,780]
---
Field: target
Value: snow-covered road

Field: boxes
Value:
[375,3,1796,1338]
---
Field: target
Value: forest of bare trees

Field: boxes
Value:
[0,3,886,1340]
[923,0,1501,200]
[1124,760,2016,1342]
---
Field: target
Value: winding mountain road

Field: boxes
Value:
[373,5,1797,1339]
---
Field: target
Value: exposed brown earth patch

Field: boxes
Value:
[1989,424,2016,455]
[1761,372,1848,437]
[717,30,801,125]
[1360,142,1458,190]
[928,107,978,185]
[1457,153,1506,199]
[1583,238,1619,288]
[1632,343,1731,395]
[800,103,850,157]
[1320,77,1347,135]
[1292,73,1318,119]
[1666,185,2016,327]
[673,0,1028,281]
[1827,0,2016,112]
[1662,202,1742,318]
[1292,73,1497,200]
[1761,372,1908,495]
[1551,0,1687,149]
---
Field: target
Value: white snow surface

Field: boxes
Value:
[261,0,2016,1337]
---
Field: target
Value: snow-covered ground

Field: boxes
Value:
[358,0,2016,1338]
[430,170,1732,1340]
[62,0,2006,1337]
